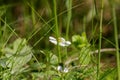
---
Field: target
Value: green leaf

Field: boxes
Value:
[50,53,58,65]
[72,32,89,49]
[0,58,8,68]
[4,38,32,74]
[79,46,91,65]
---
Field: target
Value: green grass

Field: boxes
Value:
[97,0,104,79]
[111,0,120,80]
[0,0,120,80]
[53,0,61,63]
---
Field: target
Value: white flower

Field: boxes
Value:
[63,67,69,73]
[49,36,71,47]
[57,66,69,73]
[57,65,63,72]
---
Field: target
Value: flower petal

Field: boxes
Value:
[59,42,66,47]
[49,36,56,41]
[59,41,71,47]
[49,36,71,47]
[49,36,57,45]
[63,67,69,73]
[65,41,71,46]
[57,65,63,72]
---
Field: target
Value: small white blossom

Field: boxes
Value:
[56,65,69,73]
[49,36,71,47]
[57,65,63,72]
[63,67,69,73]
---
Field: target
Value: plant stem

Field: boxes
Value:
[31,1,36,28]
[66,0,72,39]
[112,1,120,79]
[65,0,72,59]
[97,0,103,79]
[53,0,61,63]
[91,48,116,54]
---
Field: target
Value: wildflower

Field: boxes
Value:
[63,67,69,73]
[57,65,63,72]
[57,65,69,73]
[49,36,71,47]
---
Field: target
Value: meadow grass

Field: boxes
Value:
[97,0,104,79]
[111,0,120,79]
[0,0,120,80]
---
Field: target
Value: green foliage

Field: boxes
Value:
[50,53,58,65]
[79,45,91,65]
[72,32,91,65]
[72,32,90,49]
[0,0,119,79]
[2,38,32,75]
[100,68,117,80]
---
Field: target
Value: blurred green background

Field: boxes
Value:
[0,0,120,49]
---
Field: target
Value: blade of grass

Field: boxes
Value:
[30,1,36,28]
[26,2,86,42]
[0,18,19,38]
[100,68,116,80]
[65,0,72,59]
[33,25,55,47]
[66,0,72,39]
[53,0,61,63]
[102,37,116,47]
[93,0,98,16]
[97,0,104,79]
[111,0,120,79]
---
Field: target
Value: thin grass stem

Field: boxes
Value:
[65,0,72,59]
[31,1,36,28]
[53,0,61,63]
[66,0,72,39]
[97,0,104,79]
[111,0,120,79]
[0,18,19,37]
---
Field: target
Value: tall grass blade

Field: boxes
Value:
[111,0,120,79]
[97,0,104,79]
[53,0,61,63]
